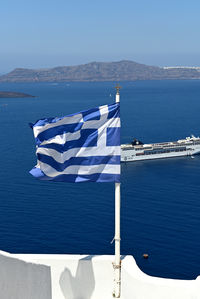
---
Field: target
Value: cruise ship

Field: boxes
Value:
[121,135,200,162]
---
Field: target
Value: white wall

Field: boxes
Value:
[1,251,200,299]
[122,256,200,299]
[0,251,51,299]
[17,254,115,299]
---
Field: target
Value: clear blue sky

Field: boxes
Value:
[1,0,200,73]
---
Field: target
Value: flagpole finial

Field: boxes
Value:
[115,84,121,95]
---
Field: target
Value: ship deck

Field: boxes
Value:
[121,138,200,151]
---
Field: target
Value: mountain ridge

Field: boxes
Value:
[0,60,200,82]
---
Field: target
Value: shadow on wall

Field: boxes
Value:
[59,255,95,299]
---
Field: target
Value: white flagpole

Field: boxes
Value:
[113,85,121,298]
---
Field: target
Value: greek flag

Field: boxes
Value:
[29,102,120,183]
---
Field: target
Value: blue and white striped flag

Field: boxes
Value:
[30,102,120,183]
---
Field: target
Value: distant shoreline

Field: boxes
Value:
[0,91,35,98]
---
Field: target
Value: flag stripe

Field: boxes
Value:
[31,113,83,135]
[41,130,81,146]
[36,146,121,163]
[37,153,120,172]
[30,167,120,183]
[37,162,120,177]
[36,122,83,145]
[40,129,98,152]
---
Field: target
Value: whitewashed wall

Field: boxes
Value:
[17,254,115,299]
[122,256,200,299]
[1,251,200,299]
[0,250,51,299]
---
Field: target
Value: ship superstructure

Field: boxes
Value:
[121,135,200,162]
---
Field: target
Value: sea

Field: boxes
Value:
[0,80,200,280]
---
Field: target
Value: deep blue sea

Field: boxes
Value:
[0,80,200,280]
